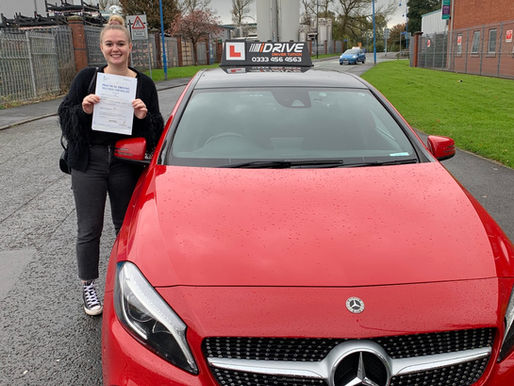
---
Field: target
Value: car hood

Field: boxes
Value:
[124,163,497,287]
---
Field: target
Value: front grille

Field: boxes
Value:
[210,368,326,385]
[390,357,489,386]
[203,328,494,386]
[204,328,494,361]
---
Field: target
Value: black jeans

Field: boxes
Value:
[71,145,140,281]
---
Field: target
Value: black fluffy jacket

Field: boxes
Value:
[58,65,164,172]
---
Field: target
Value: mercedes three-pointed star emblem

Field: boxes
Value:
[346,297,365,313]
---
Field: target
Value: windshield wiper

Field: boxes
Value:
[343,158,418,167]
[219,159,346,169]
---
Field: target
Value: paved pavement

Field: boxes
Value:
[0,77,191,131]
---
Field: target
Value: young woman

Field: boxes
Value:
[58,24,164,316]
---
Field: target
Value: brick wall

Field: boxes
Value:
[452,0,514,30]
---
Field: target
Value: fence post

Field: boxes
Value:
[497,22,503,77]
[68,16,88,72]
[177,36,183,67]
[25,31,37,98]
[154,31,162,68]
[412,32,422,67]
[479,26,485,75]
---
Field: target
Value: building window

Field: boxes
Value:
[488,29,497,54]
[471,31,480,54]
[456,34,462,55]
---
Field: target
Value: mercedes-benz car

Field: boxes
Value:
[102,41,514,386]
[339,48,366,65]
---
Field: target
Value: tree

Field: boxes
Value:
[406,0,440,33]
[301,0,334,23]
[389,23,407,51]
[231,0,253,25]
[180,0,212,13]
[98,0,120,11]
[333,0,393,49]
[119,0,180,30]
[169,9,221,65]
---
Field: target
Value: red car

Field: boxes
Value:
[102,42,514,385]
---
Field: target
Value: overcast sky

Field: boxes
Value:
[1,0,405,27]
[209,0,406,27]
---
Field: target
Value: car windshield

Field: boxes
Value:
[344,49,360,54]
[166,87,417,167]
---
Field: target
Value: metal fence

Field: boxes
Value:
[84,25,104,67]
[0,26,74,105]
[1,23,220,106]
[416,20,514,79]
[417,33,448,69]
[164,37,179,68]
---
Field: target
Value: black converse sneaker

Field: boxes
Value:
[82,280,103,316]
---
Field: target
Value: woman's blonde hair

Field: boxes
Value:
[107,14,125,26]
[100,24,131,44]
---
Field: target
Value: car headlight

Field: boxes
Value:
[499,287,514,362]
[114,261,198,374]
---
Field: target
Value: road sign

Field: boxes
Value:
[384,28,390,39]
[507,30,513,43]
[442,0,451,20]
[126,14,148,41]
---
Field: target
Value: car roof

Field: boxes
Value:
[194,67,369,89]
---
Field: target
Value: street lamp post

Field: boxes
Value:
[159,0,168,80]
[316,0,319,59]
[372,0,376,64]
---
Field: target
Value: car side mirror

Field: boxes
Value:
[427,135,456,161]
[114,138,150,166]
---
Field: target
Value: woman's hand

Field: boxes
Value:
[82,94,100,114]
[132,99,148,120]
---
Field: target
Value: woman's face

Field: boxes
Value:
[100,29,132,67]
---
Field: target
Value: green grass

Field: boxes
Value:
[361,60,514,168]
[144,63,219,82]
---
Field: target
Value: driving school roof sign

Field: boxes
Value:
[221,41,313,68]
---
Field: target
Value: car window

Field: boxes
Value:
[167,87,416,167]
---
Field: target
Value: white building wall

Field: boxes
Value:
[278,0,299,41]
[256,0,274,41]
[318,18,332,42]
[2,0,47,17]
[257,0,300,41]
[421,9,448,35]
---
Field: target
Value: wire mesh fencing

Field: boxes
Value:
[415,20,514,79]
[0,26,73,106]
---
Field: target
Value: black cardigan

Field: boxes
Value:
[58,65,164,172]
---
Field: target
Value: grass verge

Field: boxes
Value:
[361,60,514,168]
[144,63,219,82]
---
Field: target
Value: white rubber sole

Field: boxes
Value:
[84,304,103,316]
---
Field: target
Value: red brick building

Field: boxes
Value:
[449,0,514,78]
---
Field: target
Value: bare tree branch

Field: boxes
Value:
[231,0,253,25]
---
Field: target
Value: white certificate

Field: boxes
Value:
[92,72,137,135]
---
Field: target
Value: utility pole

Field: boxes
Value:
[372,0,376,64]
[316,0,319,58]
[159,0,167,80]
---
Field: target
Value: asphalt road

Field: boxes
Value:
[0,86,185,385]
[0,58,512,385]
